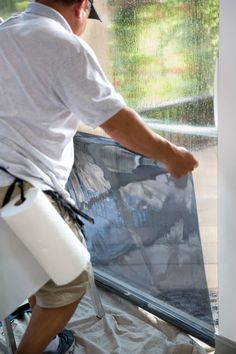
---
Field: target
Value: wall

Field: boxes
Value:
[82,0,109,73]
[218,0,236,343]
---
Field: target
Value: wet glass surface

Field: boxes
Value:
[107,0,219,127]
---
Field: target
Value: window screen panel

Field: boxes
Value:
[67,132,215,345]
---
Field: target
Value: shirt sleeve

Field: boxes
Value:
[54,37,126,128]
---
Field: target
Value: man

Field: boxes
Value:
[0,0,198,353]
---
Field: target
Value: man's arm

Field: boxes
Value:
[100,106,198,178]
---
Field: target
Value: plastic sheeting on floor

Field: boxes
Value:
[0,287,214,354]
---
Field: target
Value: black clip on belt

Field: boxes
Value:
[44,190,94,231]
[0,167,25,207]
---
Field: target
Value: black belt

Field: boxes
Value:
[44,190,94,230]
[0,167,94,232]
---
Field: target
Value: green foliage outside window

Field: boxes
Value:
[108,0,219,125]
[0,0,27,18]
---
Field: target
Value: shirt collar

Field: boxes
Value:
[24,2,72,33]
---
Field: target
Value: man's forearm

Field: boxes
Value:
[100,106,198,178]
[100,107,172,163]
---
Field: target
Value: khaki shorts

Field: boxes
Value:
[0,182,91,308]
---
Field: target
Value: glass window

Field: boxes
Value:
[82,0,219,344]
[106,0,219,125]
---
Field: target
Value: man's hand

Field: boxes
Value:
[163,145,198,178]
[100,106,199,178]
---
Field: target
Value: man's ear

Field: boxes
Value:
[74,0,88,18]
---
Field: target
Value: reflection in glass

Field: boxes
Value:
[67,133,215,345]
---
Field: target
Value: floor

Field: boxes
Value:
[193,145,218,331]
[193,145,218,322]
[0,287,215,354]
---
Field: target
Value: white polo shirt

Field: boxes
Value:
[0,2,125,198]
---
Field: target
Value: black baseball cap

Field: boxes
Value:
[88,0,101,21]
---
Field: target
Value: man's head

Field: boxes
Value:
[36,0,101,35]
